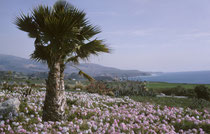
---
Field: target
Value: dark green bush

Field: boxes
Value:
[86,81,155,97]
[158,86,196,97]
[194,85,210,101]
[162,86,186,95]
[173,120,210,133]
[189,98,210,109]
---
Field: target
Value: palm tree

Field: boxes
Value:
[15,0,110,121]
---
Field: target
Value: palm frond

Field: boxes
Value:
[30,45,50,63]
[66,56,79,64]
[69,65,95,82]
[15,14,38,38]
[15,0,110,65]
[53,0,74,13]
[79,25,101,40]
[78,70,95,82]
[75,39,110,60]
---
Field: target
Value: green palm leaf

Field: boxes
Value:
[78,70,95,82]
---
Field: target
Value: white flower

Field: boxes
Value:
[26,118,30,122]
[37,123,44,129]
[0,121,5,126]
[62,127,69,133]
[93,125,97,130]
[12,122,19,126]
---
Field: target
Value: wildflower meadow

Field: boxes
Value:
[0,89,209,134]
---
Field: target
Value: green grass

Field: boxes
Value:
[130,96,210,109]
[146,82,210,89]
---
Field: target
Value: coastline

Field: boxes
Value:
[128,71,210,84]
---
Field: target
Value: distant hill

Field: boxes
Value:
[0,54,47,73]
[0,54,151,77]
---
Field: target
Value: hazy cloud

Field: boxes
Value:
[104,28,162,37]
[88,11,118,16]
[182,32,210,38]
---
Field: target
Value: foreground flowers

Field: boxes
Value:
[0,90,209,134]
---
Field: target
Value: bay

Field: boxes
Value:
[129,71,210,84]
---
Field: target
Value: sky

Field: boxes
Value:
[0,0,210,72]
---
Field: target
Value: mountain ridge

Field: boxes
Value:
[0,54,151,77]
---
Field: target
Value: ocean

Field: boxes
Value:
[129,71,210,84]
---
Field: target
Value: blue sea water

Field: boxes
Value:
[129,71,210,84]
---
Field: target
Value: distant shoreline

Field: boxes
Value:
[129,71,210,84]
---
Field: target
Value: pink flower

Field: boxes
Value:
[120,123,127,130]
[7,125,12,131]
[9,130,14,134]
[59,126,63,131]
[34,127,38,131]
[18,129,27,133]
[176,119,181,123]
[37,117,42,122]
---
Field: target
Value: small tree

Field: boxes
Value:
[194,85,210,101]
[7,71,13,81]
[15,0,110,121]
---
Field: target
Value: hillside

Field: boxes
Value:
[0,54,151,77]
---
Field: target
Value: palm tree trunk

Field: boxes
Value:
[42,61,66,121]
[60,62,65,93]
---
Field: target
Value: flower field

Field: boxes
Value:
[0,90,210,134]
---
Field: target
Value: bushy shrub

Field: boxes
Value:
[160,86,185,95]
[114,81,155,97]
[65,84,74,90]
[194,85,210,101]
[158,86,196,97]
[65,81,86,90]
[174,120,210,133]
[75,81,86,90]
[189,98,210,109]
[85,81,155,97]
[86,81,115,96]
